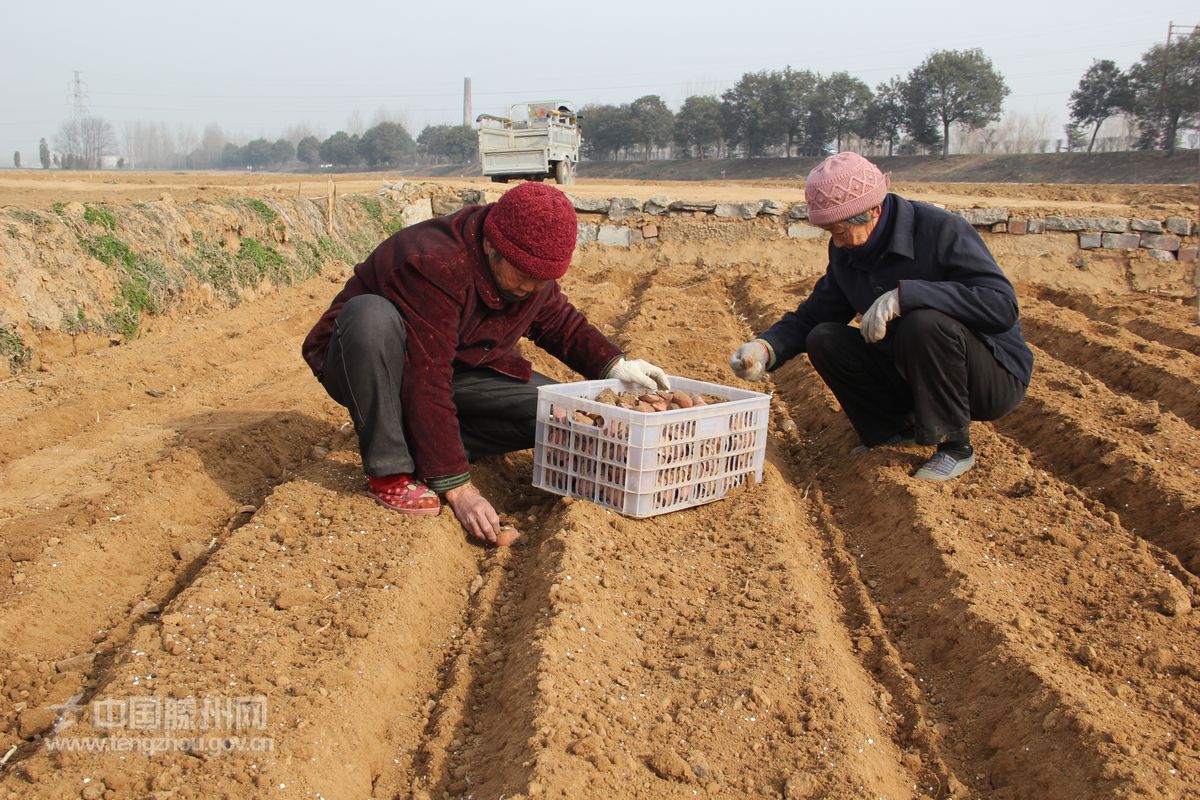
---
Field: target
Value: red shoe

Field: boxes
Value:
[366,474,441,516]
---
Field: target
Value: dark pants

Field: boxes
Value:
[805,309,1026,447]
[319,295,554,477]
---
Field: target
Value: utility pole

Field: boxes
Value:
[1163,22,1200,320]
[463,77,472,128]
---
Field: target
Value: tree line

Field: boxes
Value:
[585,34,1198,161]
[584,48,1008,161]
[1069,29,1200,155]
[21,31,1197,170]
[36,117,479,171]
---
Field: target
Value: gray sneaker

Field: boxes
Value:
[913,450,976,481]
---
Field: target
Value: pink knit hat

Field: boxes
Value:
[483,182,577,280]
[804,152,889,226]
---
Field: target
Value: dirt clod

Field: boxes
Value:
[274,588,318,610]
[647,748,691,782]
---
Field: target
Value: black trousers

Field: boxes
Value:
[805,309,1026,447]
[318,295,554,477]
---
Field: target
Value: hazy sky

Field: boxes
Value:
[3,0,1196,161]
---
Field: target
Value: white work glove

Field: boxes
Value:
[729,340,770,381]
[608,358,671,391]
[861,289,901,343]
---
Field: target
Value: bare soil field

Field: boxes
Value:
[0,175,1197,800]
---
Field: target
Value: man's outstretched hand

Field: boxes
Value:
[443,482,500,544]
[729,340,769,381]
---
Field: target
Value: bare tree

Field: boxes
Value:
[284,123,319,146]
[57,116,117,168]
[175,124,199,166]
[80,117,117,168]
[1092,116,1138,151]
[198,124,226,168]
[123,121,173,169]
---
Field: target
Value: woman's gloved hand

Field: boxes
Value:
[607,358,671,391]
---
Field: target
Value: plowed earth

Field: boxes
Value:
[0,177,1197,800]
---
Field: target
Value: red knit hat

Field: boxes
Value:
[483,183,577,280]
[805,152,889,226]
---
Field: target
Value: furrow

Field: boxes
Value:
[766,354,1198,799]
[3,459,482,799]
[1030,286,1200,354]
[487,269,919,798]
[371,456,572,799]
[995,343,1200,576]
[0,399,337,748]
[1020,297,1200,428]
[0,282,334,470]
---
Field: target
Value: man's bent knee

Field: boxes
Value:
[805,322,853,360]
[892,308,959,342]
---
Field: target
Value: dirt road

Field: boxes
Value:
[0,176,1197,799]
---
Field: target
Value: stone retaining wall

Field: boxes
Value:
[566,194,1199,265]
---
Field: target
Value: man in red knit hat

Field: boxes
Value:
[730,152,1032,481]
[302,182,669,544]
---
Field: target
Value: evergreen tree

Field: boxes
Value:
[904,49,1009,158]
[1069,60,1132,152]
[1126,32,1200,155]
[818,71,873,152]
[673,96,723,159]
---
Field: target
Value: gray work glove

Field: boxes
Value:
[729,340,770,381]
[861,289,900,343]
[608,358,671,391]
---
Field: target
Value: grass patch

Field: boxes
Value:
[353,195,404,236]
[61,305,92,335]
[184,240,239,302]
[295,241,325,281]
[317,236,353,263]
[355,196,385,227]
[51,202,67,217]
[7,209,43,225]
[347,231,380,261]
[186,237,301,301]
[226,197,278,225]
[82,234,137,271]
[82,233,177,339]
[237,237,290,286]
[135,203,162,225]
[83,204,117,231]
[0,325,32,373]
[384,214,406,236]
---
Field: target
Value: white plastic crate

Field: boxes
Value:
[532,376,771,517]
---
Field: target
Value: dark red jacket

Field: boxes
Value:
[302,204,621,480]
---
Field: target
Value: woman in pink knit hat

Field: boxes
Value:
[730,152,1032,481]
[303,182,669,544]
